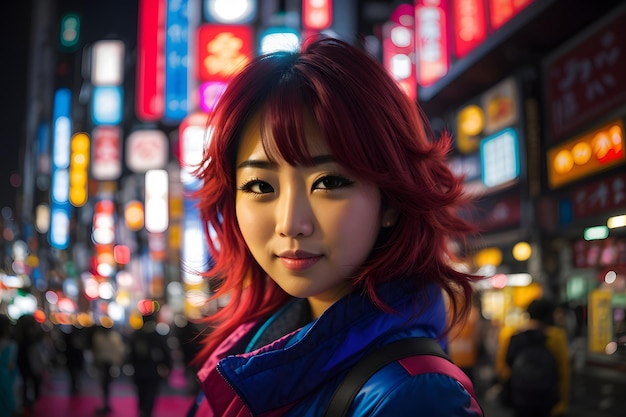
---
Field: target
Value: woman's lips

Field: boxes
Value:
[279,255,323,271]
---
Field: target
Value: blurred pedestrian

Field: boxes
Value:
[62,325,86,395]
[15,314,45,411]
[175,316,202,393]
[129,312,172,417]
[0,314,18,416]
[92,324,125,415]
[505,298,571,417]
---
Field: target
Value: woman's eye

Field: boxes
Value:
[239,180,274,194]
[314,175,355,190]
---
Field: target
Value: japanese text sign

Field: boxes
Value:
[196,24,252,82]
[545,10,626,142]
[572,171,626,220]
[164,0,189,123]
[383,4,417,101]
[415,0,449,87]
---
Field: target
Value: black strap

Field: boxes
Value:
[186,391,204,417]
[323,338,449,417]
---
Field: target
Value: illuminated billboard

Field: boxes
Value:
[451,0,486,58]
[415,0,449,87]
[480,127,520,189]
[196,24,252,82]
[136,0,167,121]
[547,120,625,189]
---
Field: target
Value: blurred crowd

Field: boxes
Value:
[0,297,584,417]
[0,312,203,417]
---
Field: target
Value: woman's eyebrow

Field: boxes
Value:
[237,155,335,170]
[311,155,335,165]
[237,159,276,170]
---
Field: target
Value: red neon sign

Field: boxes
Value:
[415,0,449,87]
[382,5,417,101]
[488,0,533,31]
[302,0,332,30]
[136,0,166,121]
[196,24,253,83]
[452,0,487,58]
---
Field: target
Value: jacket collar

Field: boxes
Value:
[203,282,446,415]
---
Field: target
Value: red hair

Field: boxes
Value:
[193,36,479,363]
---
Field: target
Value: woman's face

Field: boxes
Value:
[235,113,388,317]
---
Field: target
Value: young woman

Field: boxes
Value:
[191,36,483,416]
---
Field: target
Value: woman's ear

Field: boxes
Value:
[381,206,400,228]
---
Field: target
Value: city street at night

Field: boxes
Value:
[18,366,195,417]
[2,1,626,416]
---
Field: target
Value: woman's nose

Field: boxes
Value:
[274,188,314,237]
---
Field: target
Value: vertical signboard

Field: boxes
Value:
[91,126,122,181]
[382,5,417,101]
[455,104,484,154]
[50,89,72,250]
[60,13,81,51]
[136,0,167,121]
[415,0,449,87]
[164,0,189,123]
[451,0,487,58]
[588,289,613,354]
[145,169,169,234]
[179,112,209,190]
[69,132,90,207]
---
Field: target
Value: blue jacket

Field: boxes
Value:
[197,282,483,416]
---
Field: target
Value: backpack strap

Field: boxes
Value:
[323,337,481,417]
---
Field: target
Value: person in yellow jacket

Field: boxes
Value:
[496,298,570,417]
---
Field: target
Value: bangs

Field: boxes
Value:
[257,75,318,166]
